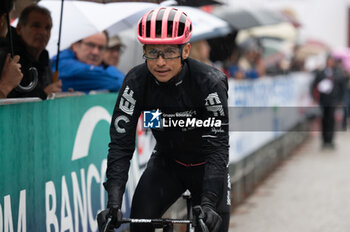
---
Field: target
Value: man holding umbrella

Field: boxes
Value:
[7,4,61,99]
[98,7,230,232]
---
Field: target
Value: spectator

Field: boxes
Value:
[290,45,306,72]
[52,32,124,93]
[7,4,61,99]
[311,55,345,149]
[335,59,349,130]
[238,38,266,79]
[224,48,244,79]
[190,40,226,73]
[334,58,349,129]
[345,76,350,129]
[0,0,23,98]
[189,40,212,65]
[103,35,125,67]
[290,56,305,72]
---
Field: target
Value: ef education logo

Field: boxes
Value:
[143,109,162,128]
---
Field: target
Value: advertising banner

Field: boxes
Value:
[0,94,137,232]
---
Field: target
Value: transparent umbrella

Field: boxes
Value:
[236,22,298,43]
[37,0,157,81]
[213,7,286,30]
[38,0,157,57]
[168,5,231,42]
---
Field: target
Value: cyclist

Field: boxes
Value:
[97,7,230,232]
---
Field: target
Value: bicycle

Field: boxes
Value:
[101,192,209,232]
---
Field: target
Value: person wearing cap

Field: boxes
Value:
[97,7,230,232]
[51,32,124,93]
[103,35,125,67]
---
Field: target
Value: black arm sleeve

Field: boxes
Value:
[104,73,142,196]
[201,70,229,200]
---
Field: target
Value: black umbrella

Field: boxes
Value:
[52,0,64,83]
[5,0,38,92]
[213,8,286,30]
[208,31,237,62]
[175,0,223,7]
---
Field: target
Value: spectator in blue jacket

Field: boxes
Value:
[51,32,124,93]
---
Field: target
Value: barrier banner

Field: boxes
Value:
[228,72,314,162]
[0,94,134,232]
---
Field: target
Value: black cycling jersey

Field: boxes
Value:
[105,58,229,199]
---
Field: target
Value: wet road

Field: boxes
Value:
[229,130,350,232]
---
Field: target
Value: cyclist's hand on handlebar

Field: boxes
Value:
[193,206,209,232]
[201,205,221,232]
[201,193,222,232]
[98,185,124,231]
[97,206,123,232]
[97,209,111,232]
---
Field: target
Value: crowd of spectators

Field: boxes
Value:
[0,0,305,100]
[188,37,328,81]
[189,37,295,80]
[1,0,349,124]
[0,1,125,100]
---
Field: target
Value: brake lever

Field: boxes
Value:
[103,217,112,232]
[193,205,209,232]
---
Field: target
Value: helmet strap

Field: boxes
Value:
[143,45,147,64]
[179,44,185,65]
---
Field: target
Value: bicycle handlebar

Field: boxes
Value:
[117,217,208,232]
[121,218,192,225]
[101,206,209,232]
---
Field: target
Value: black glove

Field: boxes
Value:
[97,207,123,232]
[106,185,124,209]
[97,185,124,232]
[201,193,222,232]
[192,206,209,232]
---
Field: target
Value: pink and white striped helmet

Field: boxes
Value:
[137,7,192,45]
